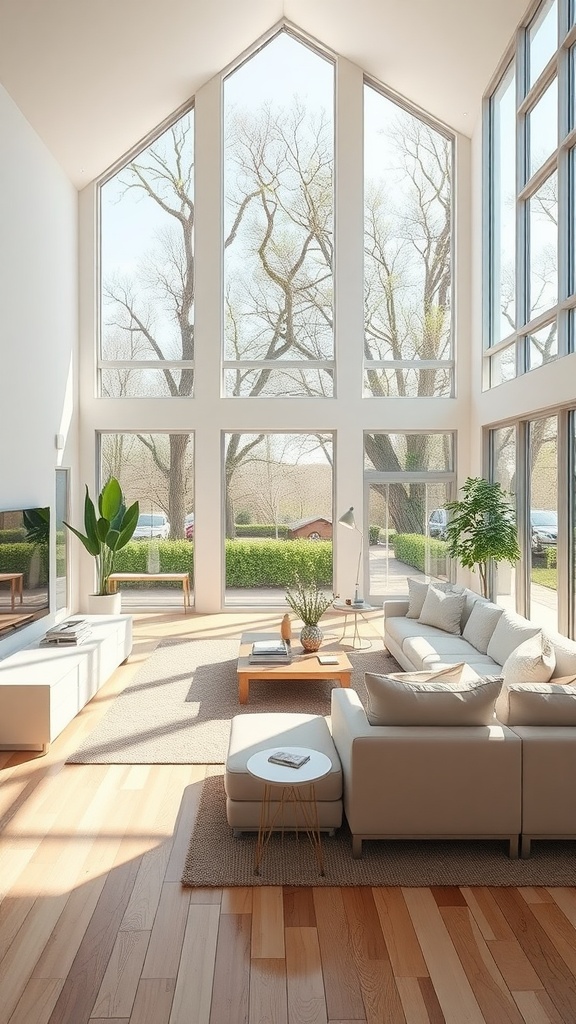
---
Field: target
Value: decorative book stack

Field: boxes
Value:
[248,639,292,664]
[41,618,92,646]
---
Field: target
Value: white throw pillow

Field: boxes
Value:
[486,611,541,666]
[502,632,555,685]
[406,578,452,619]
[419,585,466,635]
[544,632,576,678]
[462,601,505,655]
[364,666,501,726]
[506,680,576,726]
[495,633,556,722]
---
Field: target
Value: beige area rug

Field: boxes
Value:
[67,637,397,764]
[182,769,576,887]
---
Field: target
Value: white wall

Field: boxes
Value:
[0,84,79,656]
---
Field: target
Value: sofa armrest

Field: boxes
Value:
[330,688,373,780]
[383,599,409,620]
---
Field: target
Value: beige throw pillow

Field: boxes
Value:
[406,578,451,619]
[364,667,501,726]
[495,633,556,722]
[506,680,576,726]
[462,600,504,654]
[503,632,555,685]
[419,584,465,635]
[486,611,541,666]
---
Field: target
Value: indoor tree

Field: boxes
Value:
[444,477,520,598]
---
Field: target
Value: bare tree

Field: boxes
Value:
[102,80,454,537]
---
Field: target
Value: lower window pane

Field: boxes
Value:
[528,322,557,369]
[368,481,451,599]
[491,426,517,612]
[224,368,334,398]
[363,367,452,397]
[529,416,558,631]
[100,368,194,398]
[490,345,516,386]
[99,432,195,609]
[223,432,333,606]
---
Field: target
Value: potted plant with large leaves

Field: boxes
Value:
[64,478,139,613]
[444,477,520,598]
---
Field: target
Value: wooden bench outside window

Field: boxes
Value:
[107,572,191,612]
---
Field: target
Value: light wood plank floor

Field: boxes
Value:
[1,609,576,1024]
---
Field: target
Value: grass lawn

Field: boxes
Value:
[531,566,557,590]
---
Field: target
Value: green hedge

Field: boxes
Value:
[110,538,332,588]
[225,539,332,587]
[234,524,291,539]
[0,529,27,543]
[368,525,380,545]
[0,543,49,586]
[391,533,448,573]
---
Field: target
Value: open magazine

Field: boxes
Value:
[267,750,310,768]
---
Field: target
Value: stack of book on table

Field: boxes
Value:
[248,638,292,664]
[41,619,92,646]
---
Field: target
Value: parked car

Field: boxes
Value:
[185,512,194,540]
[427,508,448,540]
[133,513,170,540]
[530,509,557,551]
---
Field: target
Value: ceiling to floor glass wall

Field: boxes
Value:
[92,22,459,611]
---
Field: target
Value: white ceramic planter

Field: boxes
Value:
[87,592,122,615]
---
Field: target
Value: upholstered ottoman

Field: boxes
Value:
[225,712,343,833]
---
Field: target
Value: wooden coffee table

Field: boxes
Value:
[237,631,352,705]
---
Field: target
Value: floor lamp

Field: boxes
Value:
[338,506,364,605]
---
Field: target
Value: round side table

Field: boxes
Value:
[246,746,332,876]
[332,599,377,649]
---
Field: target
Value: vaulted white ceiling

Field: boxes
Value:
[0,0,529,188]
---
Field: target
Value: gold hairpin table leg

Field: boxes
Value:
[253,782,325,876]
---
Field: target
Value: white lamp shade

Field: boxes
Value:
[338,507,356,529]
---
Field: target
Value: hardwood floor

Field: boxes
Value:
[1,609,576,1023]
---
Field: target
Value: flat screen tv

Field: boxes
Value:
[0,507,50,637]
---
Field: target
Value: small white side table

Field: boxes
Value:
[246,746,332,876]
[332,600,377,649]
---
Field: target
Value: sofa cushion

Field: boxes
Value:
[419,585,466,635]
[502,632,555,686]
[495,635,557,722]
[406,578,452,619]
[459,588,491,629]
[225,712,342,802]
[462,601,505,654]
[420,654,503,675]
[364,666,501,726]
[402,635,483,671]
[545,631,576,678]
[385,616,451,649]
[486,611,541,666]
[506,680,576,726]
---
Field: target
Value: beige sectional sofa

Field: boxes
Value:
[328,581,576,858]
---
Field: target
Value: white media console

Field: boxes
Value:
[0,614,132,753]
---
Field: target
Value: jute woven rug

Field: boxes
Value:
[67,636,397,764]
[182,769,576,887]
